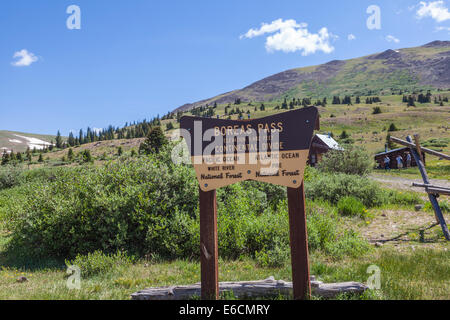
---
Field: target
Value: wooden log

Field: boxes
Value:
[426,187,450,196]
[130,277,368,300]
[412,183,449,189]
[390,136,450,160]
[412,183,450,195]
[413,134,426,164]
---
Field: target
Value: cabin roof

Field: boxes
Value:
[315,134,343,151]
[375,147,410,157]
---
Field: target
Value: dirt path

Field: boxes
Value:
[361,174,450,248]
[370,173,450,192]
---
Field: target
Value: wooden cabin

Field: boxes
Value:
[308,134,343,167]
[374,147,425,169]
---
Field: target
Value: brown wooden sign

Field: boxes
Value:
[179,107,319,300]
[180,107,319,191]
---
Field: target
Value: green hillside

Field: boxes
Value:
[176,41,450,112]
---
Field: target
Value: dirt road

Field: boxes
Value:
[370,173,450,192]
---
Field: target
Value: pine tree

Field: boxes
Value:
[339,130,349,139]
[139,127,168,155]
[26,148,32,162]
[68,132,75,147]
[68,148,74,161]
[1,151,9,165]
[56,130,63,149]
[388,123,398,132]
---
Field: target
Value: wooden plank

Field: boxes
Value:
[131,277,368,300]
[406,136,450,240]
[199,188,219,300]
[412,183,449,189]
[390,136,450,160]
[414,134,425,164]
[287,183,311,300]
[426,188,450,196]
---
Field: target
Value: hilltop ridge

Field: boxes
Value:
[175,41,450,113]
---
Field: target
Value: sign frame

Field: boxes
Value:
[181,107,320,300]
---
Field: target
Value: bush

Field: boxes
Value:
[4,146,371,262]
[337,197,368,218]
[6,150,199,259]
[305,172,385,207]
[388,123,399,132]
[306,202,371,258]
[255,240,289,268]
[317,145,372,176]
[325,230,371,259]
[372,106,382,114]
[384,190,422,206]
[65,251,133,278]
[0,166,23,190]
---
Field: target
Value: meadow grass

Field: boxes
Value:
[0,246,448,300]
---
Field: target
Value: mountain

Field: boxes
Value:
[0,131,56,154]
[175,41,450,113]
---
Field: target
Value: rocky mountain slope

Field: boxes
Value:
[175,41,450,113]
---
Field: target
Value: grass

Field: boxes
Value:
[0,247,448,300]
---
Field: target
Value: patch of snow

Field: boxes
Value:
[9,139,23,144]
[13,134,53,150]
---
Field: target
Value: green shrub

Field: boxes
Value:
[65,251,133,278]
[384,190,422,206]
[305,173,385,207]
[325,230,371,258]
[255,240,289,268]
[6,151,199,259]
[337,197,367,218]
[0,166,23,190]
[372,106,382,114]
[317,145,372,176]
[4,146,371,262]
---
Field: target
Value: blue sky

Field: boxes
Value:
[1,0,449,135]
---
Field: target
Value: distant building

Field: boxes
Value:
[374,147,425,169]
[308,134,342,167]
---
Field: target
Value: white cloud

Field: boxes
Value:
[93,128,103,134]
[348,34,356,41]
[240,19,335,55]
[435,25,450,32]
[416,1,450,22]
[386,35,400,43]
[11,49,38,67]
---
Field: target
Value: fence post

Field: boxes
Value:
[406,136,450,240]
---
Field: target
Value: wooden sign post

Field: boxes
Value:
[199,189,219,299]
[287,184,311,300]
[180,107,319,300]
